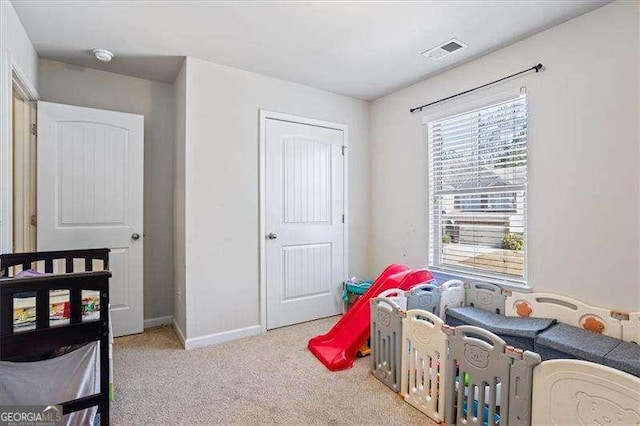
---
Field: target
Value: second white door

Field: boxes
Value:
[265,116,345,330]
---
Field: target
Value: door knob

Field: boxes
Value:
[267,232,278,240]
[131,233,141,241]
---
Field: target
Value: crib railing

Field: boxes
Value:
[0,271,110,358]
[0,248,110,277]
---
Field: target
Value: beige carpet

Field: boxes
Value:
[111,317,436,425]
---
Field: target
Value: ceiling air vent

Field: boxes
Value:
[422,38,468,61]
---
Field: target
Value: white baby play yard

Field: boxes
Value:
[312,264,640,426]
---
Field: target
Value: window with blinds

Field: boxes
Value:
[428,94,527,283]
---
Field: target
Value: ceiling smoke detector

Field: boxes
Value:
[422,39,468,61]
[93,48,114,62]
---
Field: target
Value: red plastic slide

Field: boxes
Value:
[308,264,434,371]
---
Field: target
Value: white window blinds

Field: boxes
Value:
[428,95,527,283]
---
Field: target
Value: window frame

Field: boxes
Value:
[422,86,529,288]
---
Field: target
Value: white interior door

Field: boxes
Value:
[265,117,345,330]
[37,101,144,337]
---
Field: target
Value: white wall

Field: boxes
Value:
[179,57,370,342]
[369,0,640,311]
[0,0,39,252]
[0,1,38,88]
[37,59,175,323]
[172,60,187,338]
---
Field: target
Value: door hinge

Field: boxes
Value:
[30,124,37,137]
[342,214,345,223]
[341,145,347,156]
[30,215,37,227]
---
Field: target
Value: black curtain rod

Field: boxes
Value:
[409,63,543,113]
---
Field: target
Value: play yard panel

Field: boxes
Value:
[531,359,640,425]
[621,311,640,343]
[504,291,623,338]
[443,325,541,426]
[466,281,507,314]
[406,283,441,315]
[444,325,511,426]
[400,309,447,423]
[438,279,465,319]
[370,295,404,392]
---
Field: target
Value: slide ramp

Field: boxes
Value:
[308,264,434,371]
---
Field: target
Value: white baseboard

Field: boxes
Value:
[172,319,187,348]
[184,325,261,350]
[144,315,173,329]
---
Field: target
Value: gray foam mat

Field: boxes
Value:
[447,306,555,338]
[535,323,621,364]
[446,307,555,352]
[604,340,640,378]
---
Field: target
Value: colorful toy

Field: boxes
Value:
[342,278,374,356]
[12,290,101,331]
[342,278,373,308]
[463,399,501,425]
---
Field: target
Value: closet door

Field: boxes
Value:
[264,116,346,329]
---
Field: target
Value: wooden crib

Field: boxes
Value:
[0,248,111,425]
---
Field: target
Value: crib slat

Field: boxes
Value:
[99,287,110,426]
[65,257,74,273]
[85,258,93,272]
[70,288,82,324]
[0,293,13,335]
[36,289,50,329]
[44,259,54,273]
[22,262,31,271]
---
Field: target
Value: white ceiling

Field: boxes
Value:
[12,0,610,100]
